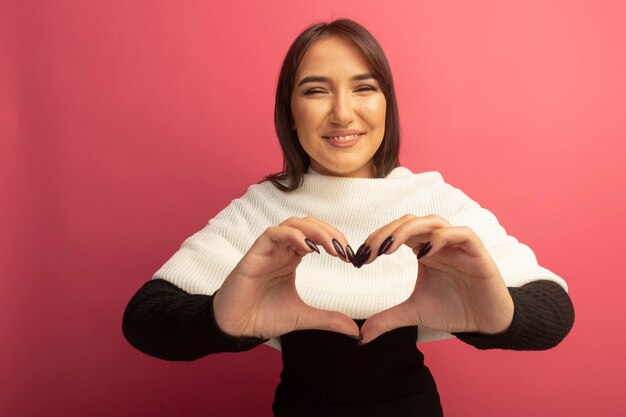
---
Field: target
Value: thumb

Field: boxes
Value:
[296,306,361,338]
[359,302,418,344]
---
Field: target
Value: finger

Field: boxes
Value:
[414,225,486,259]
[280,217,350,262]
[356,215,412,266]
[301,216,351,262]
[359,301,418,344]
[262,225,318,257]
[360,215,452,266]
[296,306,361,337]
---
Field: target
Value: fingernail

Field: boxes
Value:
[356,245,371,268]
[355,243,367,258]
[345,334,363,341]
[377,236,394,256]
[357,340,368,347]
[346,245,356,265]
[416,241,432,259]
[332,239,346,260]
[361,246,371,267]
[305,238,320,254]
[353,243,366,268]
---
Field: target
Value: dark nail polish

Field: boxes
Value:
[305,238,320,254]
[416,241,432,259]
[377,236,394,256]
[356,245,371,268]
[332,239,346,260]
[361,246,371,266]
[346,245,356,265]
[355,243,366,258]
[354,243,366,268]
[345,334,363,341]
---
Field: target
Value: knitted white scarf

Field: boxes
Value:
[153,167,567,349]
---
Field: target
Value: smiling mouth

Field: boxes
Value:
[323,133,365,141]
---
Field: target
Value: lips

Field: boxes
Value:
[323,133,364,148]
[322,130,365,142]
[325,133,364,141]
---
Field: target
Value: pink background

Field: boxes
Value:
[2,0,625,416]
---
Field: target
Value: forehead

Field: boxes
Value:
[296,36,374,79]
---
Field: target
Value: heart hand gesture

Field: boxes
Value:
[357,214,514,344]
[213,217,360,340]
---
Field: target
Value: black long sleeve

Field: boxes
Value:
[122,278,574,361]
[122,279,266,361]
[453,279,575,350]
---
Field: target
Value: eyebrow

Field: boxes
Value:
[297,73,378,86]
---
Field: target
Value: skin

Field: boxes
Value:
[291,36,386,178]
[213,36,514,343]
[356,214,515,343]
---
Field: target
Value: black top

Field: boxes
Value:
[122,279,574,416]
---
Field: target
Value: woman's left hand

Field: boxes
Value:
[357,214,515,344]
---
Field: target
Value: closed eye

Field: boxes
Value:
[303,88,327,95]
[354,85,378,93]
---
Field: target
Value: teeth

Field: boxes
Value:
[329,134,361,141]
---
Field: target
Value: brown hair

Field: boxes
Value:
[264,18,401,191]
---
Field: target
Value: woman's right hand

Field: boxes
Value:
[212,217,360,340]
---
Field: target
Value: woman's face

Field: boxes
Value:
[291,36,387,178]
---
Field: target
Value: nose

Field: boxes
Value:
[329,91,354,125]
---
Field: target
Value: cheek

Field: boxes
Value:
[292,100,328,131]
[362,96,387,128]
[291,101,303,128]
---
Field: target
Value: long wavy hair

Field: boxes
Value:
[264,19,401,191]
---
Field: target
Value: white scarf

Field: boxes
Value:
[153,167,566,349]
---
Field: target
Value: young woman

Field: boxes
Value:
[123,19,574,416]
